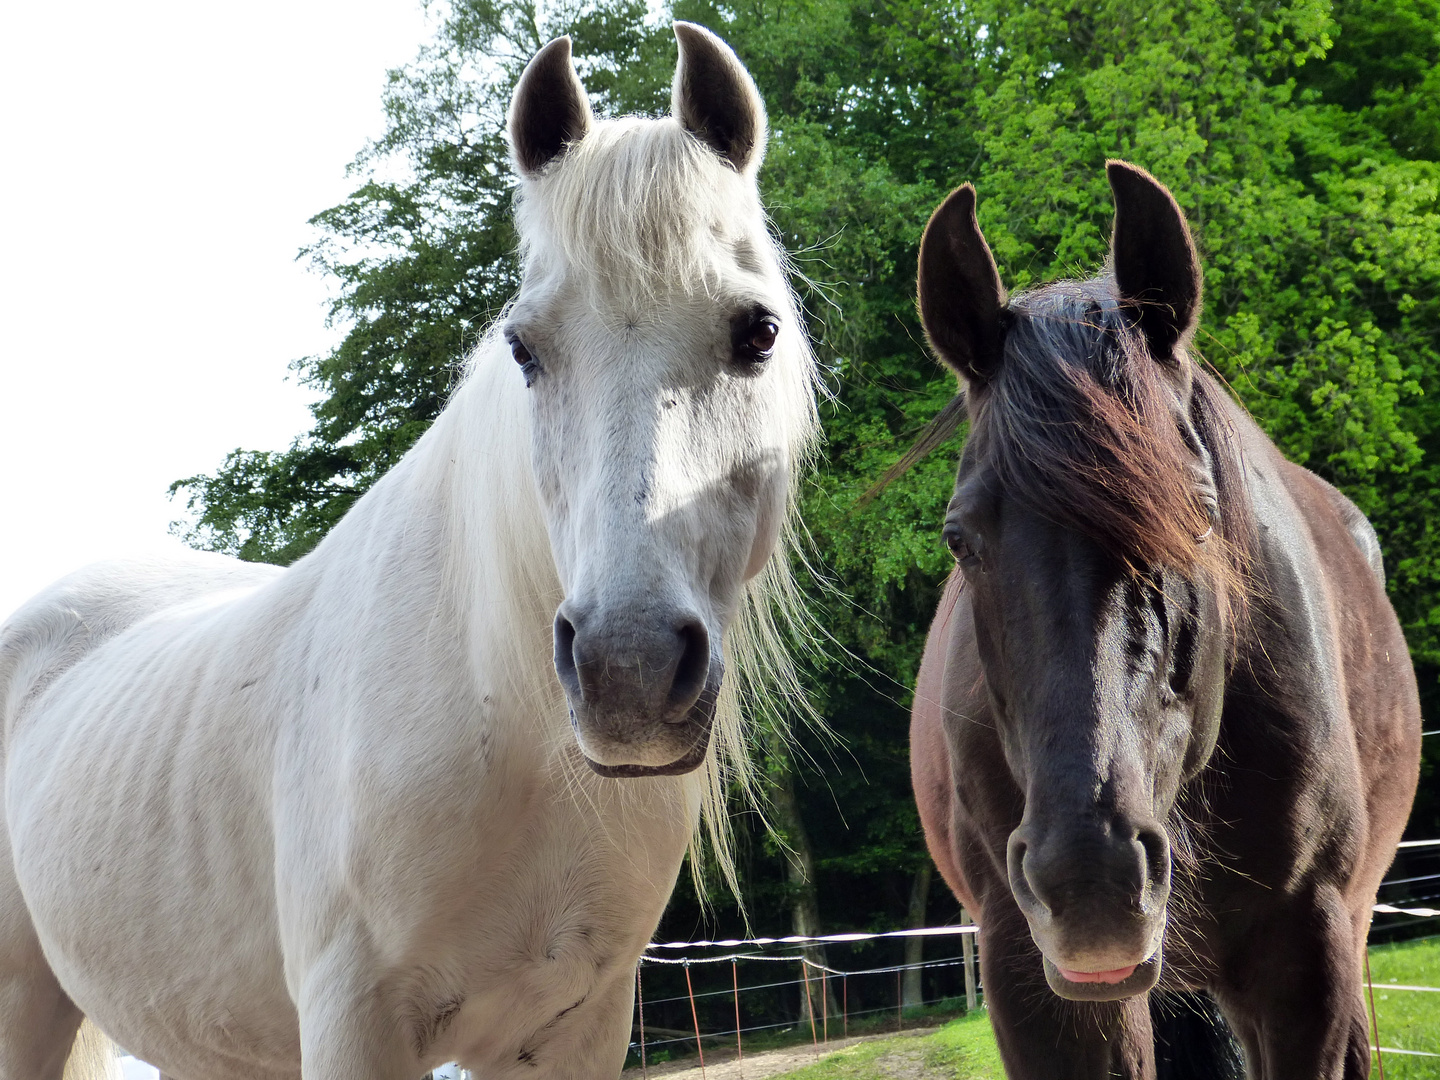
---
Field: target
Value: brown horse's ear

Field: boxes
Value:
[917,184,1008,387]
[672,22,767,174]
[1107,161,1202,358]
[509,37,593,178]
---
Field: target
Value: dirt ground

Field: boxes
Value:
[631,1026,941,1080]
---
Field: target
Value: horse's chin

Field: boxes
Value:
[1042,948,1163,1001]
[569,672,719,778]
[573,697,715,777]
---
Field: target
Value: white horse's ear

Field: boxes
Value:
[672,23,767,174]
[509,36,593,178]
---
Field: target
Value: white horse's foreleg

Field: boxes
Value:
[61,1021,120,1080]
[0,952,84,1080]
[296,945,420,1080]
[299,994,415,1080]
[0,830,85,1080]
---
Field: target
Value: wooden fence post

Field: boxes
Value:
[960,907,978,1011]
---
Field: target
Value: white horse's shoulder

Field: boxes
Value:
[0,552,283,737]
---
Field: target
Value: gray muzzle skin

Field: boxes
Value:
[553,603,722,776]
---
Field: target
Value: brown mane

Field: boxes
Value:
[965,276,1254,612]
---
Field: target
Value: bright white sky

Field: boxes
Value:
[0,0,434,621]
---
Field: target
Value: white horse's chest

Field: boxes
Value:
[322,735,690,1072]
[9,614,693,1080]
[278,698,693,1073]
[418,848,660,1077]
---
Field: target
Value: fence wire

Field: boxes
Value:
[629,927,982,1073]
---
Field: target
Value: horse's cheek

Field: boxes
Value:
[526,400,586,588]
[1180,692,1224,782]
[740,468,787,581]
[1180,631,1227,781]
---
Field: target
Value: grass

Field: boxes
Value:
[765,1011,1004,1080]
[1368,936,1440,1078]
[625,999,972,1070]
[748,937,1440,1080]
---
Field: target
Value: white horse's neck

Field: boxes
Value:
[292,333,564,731]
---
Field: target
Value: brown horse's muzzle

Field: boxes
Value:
[1007,814,1171,1001]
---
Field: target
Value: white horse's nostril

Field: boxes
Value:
[554,603,714,727]
[668,618,711,713]
[552,613,581,700]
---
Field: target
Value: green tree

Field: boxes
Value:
[171,0,1440,963]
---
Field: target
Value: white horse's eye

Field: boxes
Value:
[749,319,779,355]
[734,315,779,364]
[509,338,540,386]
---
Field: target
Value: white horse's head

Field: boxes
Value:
[506,26,816,777]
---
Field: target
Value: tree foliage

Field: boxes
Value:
[171,0,1440,942]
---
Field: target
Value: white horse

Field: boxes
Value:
[0,25,817,1080]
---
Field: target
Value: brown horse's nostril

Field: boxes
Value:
[667,618,711,716]
[1007,832,1055,918]
[1136,825,1172,911]
[1009,817,1169,925]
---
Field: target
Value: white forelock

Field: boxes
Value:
[514,117,769,301]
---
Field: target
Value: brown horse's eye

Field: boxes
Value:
[943,523,980,567]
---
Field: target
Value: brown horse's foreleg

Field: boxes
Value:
[1343,1009,1372,1080]
[1340,906,1379,1080]
[979,898,1155,1079]
[1212,884,1365,1079]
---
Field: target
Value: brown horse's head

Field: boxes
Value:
[916,163,1253,1001]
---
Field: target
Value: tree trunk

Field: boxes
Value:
[902,862,932,1010]
[769,754,838,1026]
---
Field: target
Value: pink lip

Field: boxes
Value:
[1056,964,1138,984]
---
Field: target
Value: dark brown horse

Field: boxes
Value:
[909,162,1421,1078]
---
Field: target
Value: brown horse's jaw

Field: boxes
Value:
[1043,949,1163,1001]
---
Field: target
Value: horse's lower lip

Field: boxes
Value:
[579,728,711,778]
[1056,964,1137,984]
[1042,949,1162,1001]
